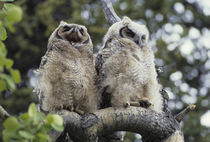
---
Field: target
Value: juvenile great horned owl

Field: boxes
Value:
[35,21,98,114]
[96,17,163,113]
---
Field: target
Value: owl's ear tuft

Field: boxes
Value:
[60,21,67,26]
[122,16,131,25]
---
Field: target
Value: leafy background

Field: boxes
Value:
[0,0,210,141]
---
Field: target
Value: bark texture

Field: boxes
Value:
[54,106,184,142]
[98,0,121,24]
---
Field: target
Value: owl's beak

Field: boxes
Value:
[58,25,88,46]
[135,36,147,48]
[66,26,82,45]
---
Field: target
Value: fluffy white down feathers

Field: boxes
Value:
[96,17,163,112]
[35,21,98,114]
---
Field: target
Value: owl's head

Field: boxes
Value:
[49,21,92,48]
[103,17,149,48]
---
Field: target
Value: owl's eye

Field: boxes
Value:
[120,26,135,38]
[62,26,71,32]
[126,29,135,38]
[79,28,84,35]
[141,35,146,42]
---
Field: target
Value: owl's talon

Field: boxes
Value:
[74,108,85,115]
[130,99,152,108]
[63,106,74,112]
[69,106,74,112]
[130,101,141,107]
[139,99,152,108]
[123,102,130,108]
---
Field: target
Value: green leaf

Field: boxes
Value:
[6,76,15,90]
[5,4,22,23]
[3,130,20,142]
[46,114,64,131]
[32,115,42,125]
[10,69,21,83]
[0,79,6,92]
[0,41,7,57]
[0,25,7,40]
[4,18,15,32]
[46,114,53,124]
[19,130,35,139]
[2,131,10,142]
[28,103,37,117]
[5,59,14,69]
[51,123,64,131]
[37,133,50,141]
[2,130,19,142]
[1,73,16,90]
[0,57,4,67]
[51,114,63,126]
[19,113,30,122]
[4,4,15,11]
[7,78,15,90]
[46,114,63,125]
[3,117,19,132]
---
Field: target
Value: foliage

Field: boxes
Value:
[3,103,64,142]
[0,0,22,93]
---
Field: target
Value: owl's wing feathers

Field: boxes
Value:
[38,43,55,70]
[96,38,119,108]
[95,52,111,108]
[35,45,54,111]
[95,53,104,75]
[35,42,73,112]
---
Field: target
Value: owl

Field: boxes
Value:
[35,21,98,114]
[96,17,163,113]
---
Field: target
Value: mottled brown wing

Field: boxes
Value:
[95,51,112,109]
[38,44,54,69]
[95,53,104,76]
[160,89,170,113]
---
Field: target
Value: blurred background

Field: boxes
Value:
[0,0,210,141]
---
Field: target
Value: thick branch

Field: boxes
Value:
[0,105,10,120]
[56,107,182,142]
[98,0,121,24]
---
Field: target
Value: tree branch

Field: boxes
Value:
[54,107,183,142]
[175,104,196,122]
[0,105,10,120]
[98,0,121,24]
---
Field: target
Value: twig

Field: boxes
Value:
[98,0,121,24]
[175,104,196,122]
[0,105,10,120]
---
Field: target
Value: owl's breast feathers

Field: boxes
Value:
[38,41,94,91]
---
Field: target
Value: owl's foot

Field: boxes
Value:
[63,106,84,115]
[130,98,152,108]
[130,101,141,107]
[139,98,152,108]
[63,105,74,112]
[74,107,85,115]
[123,102,130,108]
